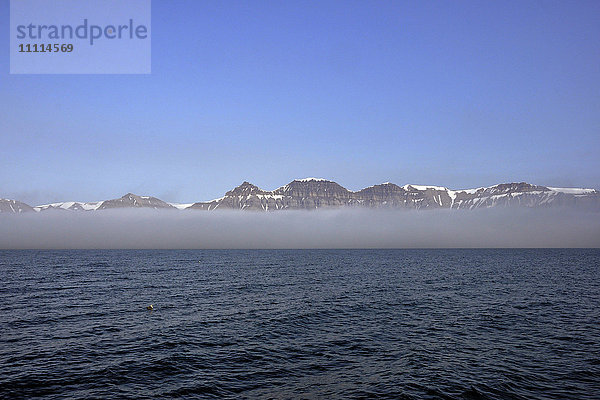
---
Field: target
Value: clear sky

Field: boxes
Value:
[1,0,599,205]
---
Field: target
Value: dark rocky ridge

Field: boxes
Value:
[1,179,599,213]
[189,179,600,211]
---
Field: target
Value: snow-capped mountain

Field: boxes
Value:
[1,179,598,213]
[31,193,174,212]
[188,179,600,211]
[96,193,174,210]
[34,201,103,212]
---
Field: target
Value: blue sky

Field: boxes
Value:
[1,0,599,205]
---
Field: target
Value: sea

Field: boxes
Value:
[1,249,599,399]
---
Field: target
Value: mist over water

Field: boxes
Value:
[1,209,599,249]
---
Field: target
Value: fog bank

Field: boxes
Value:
[1,209,599,249]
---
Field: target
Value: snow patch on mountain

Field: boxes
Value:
[168,203,195,210]
[297,178,329,182]
[403,184,448,191]
[35,201,103,212]
[548,187,597,195]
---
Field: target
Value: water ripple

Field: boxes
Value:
[0,249,599,399]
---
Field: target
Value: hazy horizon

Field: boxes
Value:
[2,208,598,249]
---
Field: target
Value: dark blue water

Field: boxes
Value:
[1,249,599,399]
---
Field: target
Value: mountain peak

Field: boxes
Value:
[272,180,352,206]
[295,177,330,182]
[99,193,173,210]
[485,182,549,194]
[225,182,265,196]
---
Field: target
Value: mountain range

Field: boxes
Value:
[1,178,599,213]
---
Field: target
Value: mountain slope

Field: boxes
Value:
[0,199,35,213]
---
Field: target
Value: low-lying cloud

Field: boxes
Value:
[1,208,599,249]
